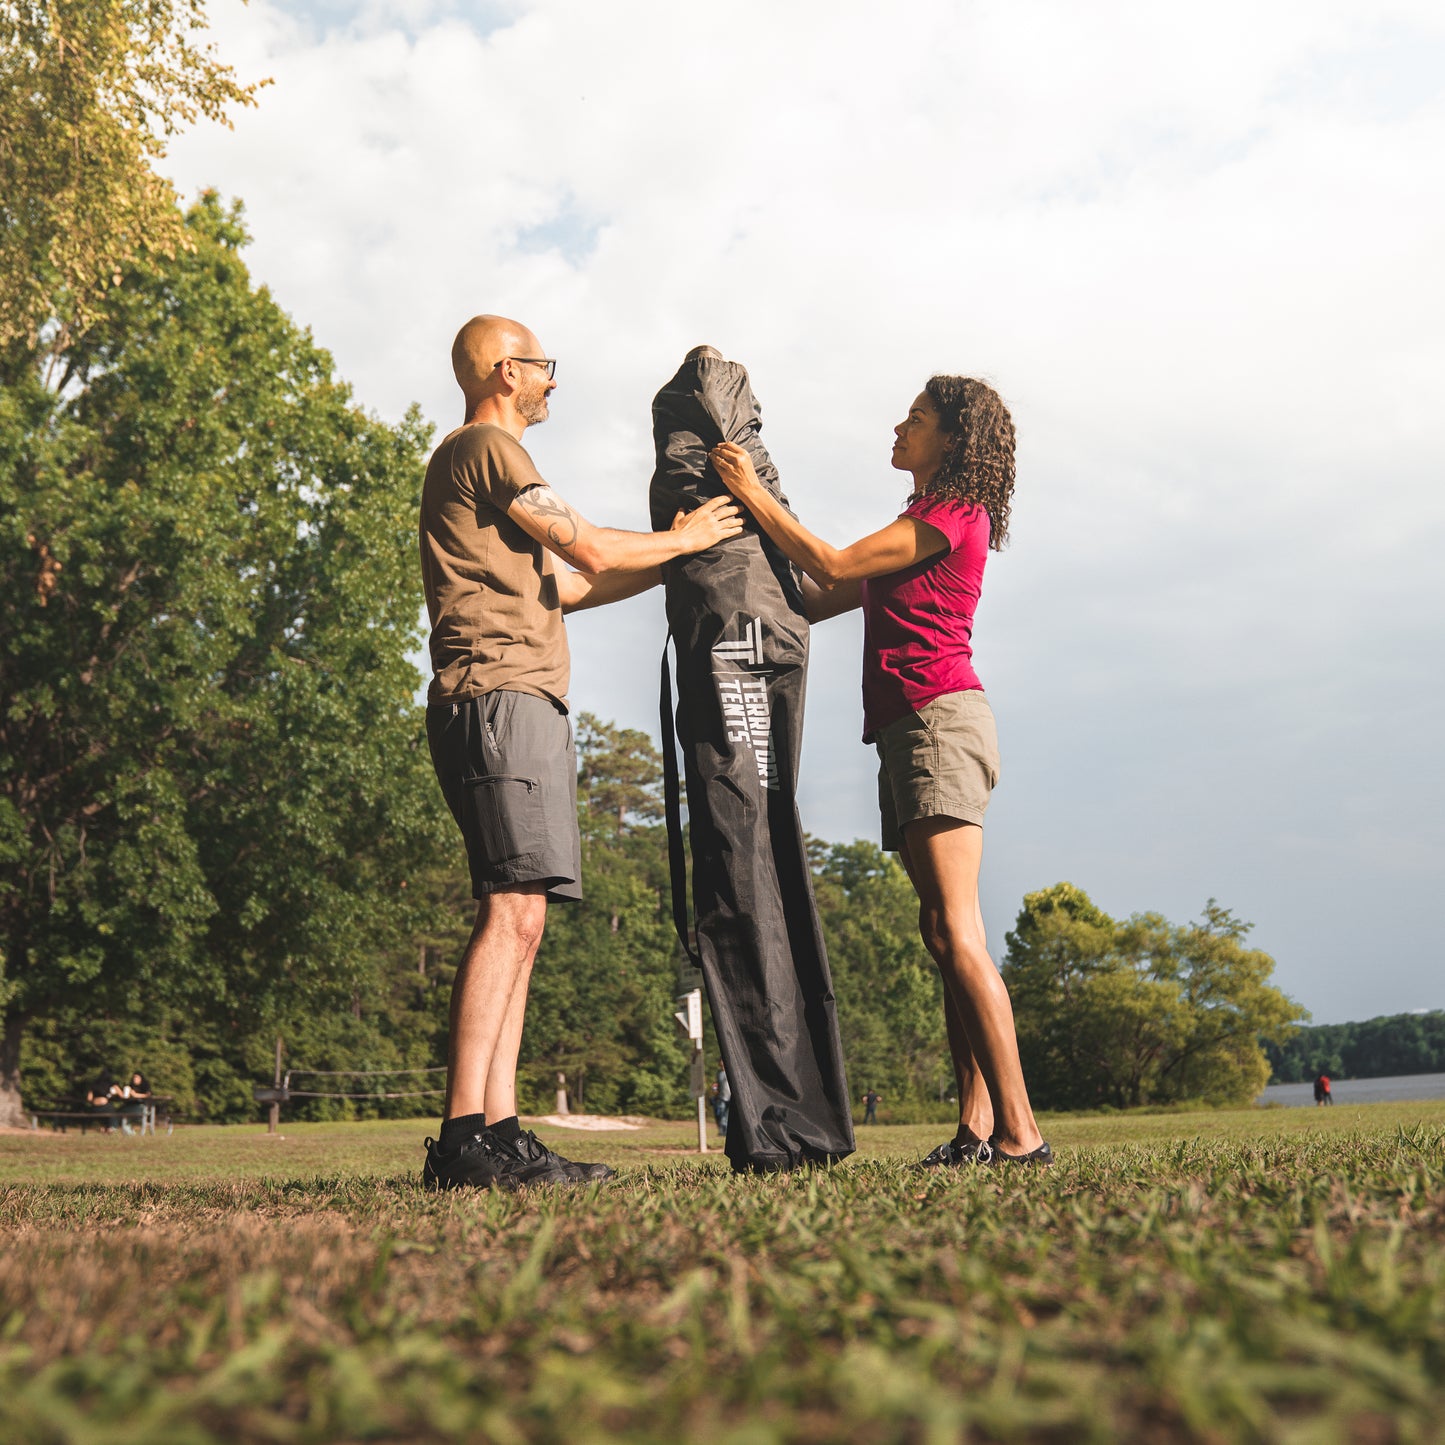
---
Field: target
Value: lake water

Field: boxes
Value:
[1256,1072,1445,1107]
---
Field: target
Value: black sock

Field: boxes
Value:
[439,1112,486,1154]
[489,1114,522,1143]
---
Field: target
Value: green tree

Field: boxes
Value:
[999,881,1120,1108]
[576,714,666,831]
[1,0,262,363]
[1003,883,1303,1110]
[1,194,438,1124]
[1152,900,1302,1104]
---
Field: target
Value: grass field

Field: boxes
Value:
[3,1102,1443,1443]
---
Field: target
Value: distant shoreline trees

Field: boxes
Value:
[1266,1011,1445,1085]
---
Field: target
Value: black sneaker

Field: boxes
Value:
[481,1128,583,1189]
[919,1136,994,1168]
[513,1129,616,1184]
[989,1138,1054,1166]
[422,1132,507,1191]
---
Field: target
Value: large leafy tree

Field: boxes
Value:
[1,0,262,364]
[1002,883,1303,1110]
[0,194,438,1123]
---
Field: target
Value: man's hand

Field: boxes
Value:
[708,442,765,503]
[669,493,745,553]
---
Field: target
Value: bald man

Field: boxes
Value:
[420,315,741,1191]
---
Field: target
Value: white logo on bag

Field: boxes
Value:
[711,616,765,666]
[711,617,778,791]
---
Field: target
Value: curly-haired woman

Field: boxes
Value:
[709,376,1049,1167]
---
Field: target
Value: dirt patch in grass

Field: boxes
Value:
[527,1114,650,1131]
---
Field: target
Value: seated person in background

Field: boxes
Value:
[86,1076,120,1108]
[123,1072,150,1099]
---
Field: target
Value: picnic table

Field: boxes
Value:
[27,1096,174,1136]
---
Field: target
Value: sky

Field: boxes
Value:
[161,0,1445,1025]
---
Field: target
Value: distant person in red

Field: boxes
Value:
[1313,1072,1333,1106]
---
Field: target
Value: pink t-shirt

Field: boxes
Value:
[860,493,990,741]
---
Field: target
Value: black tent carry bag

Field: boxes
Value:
[651,346,854,1173]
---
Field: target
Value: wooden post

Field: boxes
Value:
[268,1035,282,1135]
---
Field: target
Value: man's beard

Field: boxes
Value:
[517,373,550,426]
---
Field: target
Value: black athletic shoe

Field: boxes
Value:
[555,1148,617,1182]
[422,1132,507,1191]
[989,1139,1054,1167]
[482,1128,584,1189]
[513,1129,616,1184]
[919,1136,994,1168]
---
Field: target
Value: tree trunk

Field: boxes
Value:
[0,1014,26,1128]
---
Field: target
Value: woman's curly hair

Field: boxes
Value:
[920,375,1015,550]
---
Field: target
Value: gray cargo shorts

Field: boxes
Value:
[875,690,1000,852]
[426,689,582,903]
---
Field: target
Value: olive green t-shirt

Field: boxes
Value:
[419,423,569,707]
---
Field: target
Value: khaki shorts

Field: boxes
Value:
[426,690,582,903]
[875,691,1000,852]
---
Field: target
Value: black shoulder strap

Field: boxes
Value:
[659,634,701,968]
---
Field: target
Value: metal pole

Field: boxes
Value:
[674,990,707,1153]
[696,1043,707,1153]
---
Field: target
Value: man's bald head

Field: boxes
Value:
[452,314,541,397]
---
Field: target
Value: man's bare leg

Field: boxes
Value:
[903,817,1043,1157]
[480,920,540,1122]
[443,885,547,1123]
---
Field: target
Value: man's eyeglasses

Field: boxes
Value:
[496,357,557,380]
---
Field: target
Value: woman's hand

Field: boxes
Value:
[709,442,764,503]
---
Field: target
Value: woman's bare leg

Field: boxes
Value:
[902,816,1043,1156]
[900,836,994,1142]
[942,988,995,1142]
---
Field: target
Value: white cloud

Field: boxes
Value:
[161,0,1445,1022]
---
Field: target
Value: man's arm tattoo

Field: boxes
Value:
[518,485,581,551]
